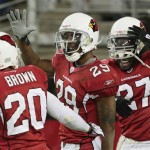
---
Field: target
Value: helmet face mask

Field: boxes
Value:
[107,35,140,59]
[107,16,144,71]
[56,30,90,55]
[55,13,99,62]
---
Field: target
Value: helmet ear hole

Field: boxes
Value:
[81,37,93,46]
[90,38,93,43]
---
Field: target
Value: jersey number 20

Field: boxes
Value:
[1,88,46,136]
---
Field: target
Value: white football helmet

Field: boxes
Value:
[55,13,99,62]
[0,32,19,70]
[107,16,145,59]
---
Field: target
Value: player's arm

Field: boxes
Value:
[46,92,104,136]
[96,96,116,150]
[7,9,54,77]
[18,41,54,77]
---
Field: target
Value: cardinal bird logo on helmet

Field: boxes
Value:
[0,35,16,47]
[89,19,98,32]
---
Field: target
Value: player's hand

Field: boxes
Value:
[7,9,35,45]
[116,96,132,118]
[128,25,150,46]
[88,122,104,137]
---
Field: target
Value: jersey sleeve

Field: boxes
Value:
[141,50,150,66]
[87,78,118,98]
[52,53,65,69]
[52,53,57,68]
[86,63,119,98]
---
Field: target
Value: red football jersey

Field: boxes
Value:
[52,54,118,144]
[103,50,150,141]
[0,65,49,150]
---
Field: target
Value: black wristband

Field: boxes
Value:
[87,123,92,134]
[20,36,30,45]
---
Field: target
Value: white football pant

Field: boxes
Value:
[61,136,101,150]
[117,135,150,150]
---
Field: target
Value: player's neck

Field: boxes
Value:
[75,57,96,68]
[75,52,95,66]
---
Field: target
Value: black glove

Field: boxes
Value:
[116,96,132,118]
[128,25,150,46]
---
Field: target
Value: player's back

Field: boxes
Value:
[0,65,49,150]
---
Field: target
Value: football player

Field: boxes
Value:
[105,16,150,150]
[7,9,119,150]
[0,32,103,150]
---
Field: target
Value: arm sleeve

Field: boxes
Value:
[46,91,90,133]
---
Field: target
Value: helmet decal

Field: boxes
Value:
[0,35,16,47]
[89,19,98,32]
